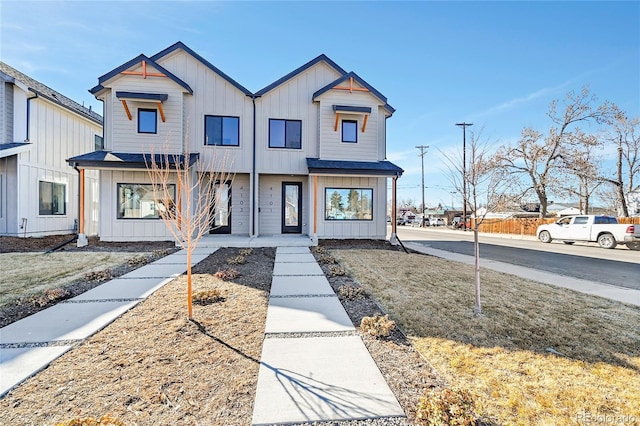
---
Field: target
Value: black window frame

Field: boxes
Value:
[117,183,176,220]
[204,115,240,147]
[341,120,358,143]
[39,181,66,216]
[94,134,104,150]
[269,118,302,149]
[138,108,158,134]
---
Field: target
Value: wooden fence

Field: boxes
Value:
[473,217,640,237]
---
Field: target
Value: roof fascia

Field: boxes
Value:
[312,71,387,104]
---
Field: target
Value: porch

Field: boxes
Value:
[197,233,314,248]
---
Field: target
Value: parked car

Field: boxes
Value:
[452,216,470,229]
[536,215,640,249]
[431,218,445,226]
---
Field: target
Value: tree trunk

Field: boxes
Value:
[187,247,193,319]
[473,227,482,315]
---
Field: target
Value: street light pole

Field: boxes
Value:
[416,145,429,227]
[455,122,473,230]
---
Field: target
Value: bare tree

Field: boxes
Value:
[494,87,614,217]
[441,131,512,315]
[146,146,233,319]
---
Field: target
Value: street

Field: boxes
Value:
[392,225,640,290]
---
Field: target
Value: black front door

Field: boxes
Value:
[210,182,231,234]
[282,182,302,234]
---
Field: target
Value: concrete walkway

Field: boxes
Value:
[251,246,404,425]
[0,247,218,397]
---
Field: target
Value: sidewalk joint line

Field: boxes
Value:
[1,339,83,349]
[270,294,336,299]
[61,298,144,303]
[264,330,358,339]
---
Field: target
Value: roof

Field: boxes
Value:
[0,62,103,125]
[67,151,199,170]
[0,142,31,159]
[306,157,403,177]
[90,54,193,95]
[255,54,347,97]
[151,42,252,96]
[313,72,395,115]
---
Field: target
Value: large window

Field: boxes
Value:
[342,120,358,143]
[39,181,66,215]
[205,115,240,146]
[117,183,175,219]
[269,119,301,149]
[325,188,373,221]
[138,109,157,134]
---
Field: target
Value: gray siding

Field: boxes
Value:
[258,174,308,235]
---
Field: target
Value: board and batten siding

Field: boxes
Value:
[108,73,184,154]
[314,176,387,239]
[258,174,308,235]
[0,156,18,234]
[255,62,343,174]
[156,50,254,173]
[229,173,250,235]
[317,91,383,162]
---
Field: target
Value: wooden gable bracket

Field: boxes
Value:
[361,114,369,133]
[116,91,169,122]
[333,77,370,94]
[121,99,132,120]
[334,113,340,131]
[157,102,166,122]
[120,60,167,79]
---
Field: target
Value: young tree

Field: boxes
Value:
[146,146,233,319]
[494,87,614,217]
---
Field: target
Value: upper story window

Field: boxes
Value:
[205,115,240,146]
[269,119,301,149]
[342,120,358,143]
[138,109,157,134]
[39,181,66,215]
[94,134,104,151]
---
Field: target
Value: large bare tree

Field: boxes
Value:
[494,87,614,217]
[146,147,233,319]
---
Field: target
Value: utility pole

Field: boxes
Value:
[416,145,429,227]
[455,122,473,230]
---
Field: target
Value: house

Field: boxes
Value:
[0,62,103,238]
[67,42,403,242]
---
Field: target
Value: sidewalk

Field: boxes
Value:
[0,247,218,397]
[251,246,405,425]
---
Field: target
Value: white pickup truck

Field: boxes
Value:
[536,215,640,250]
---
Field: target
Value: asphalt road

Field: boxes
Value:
[394,226,640,290]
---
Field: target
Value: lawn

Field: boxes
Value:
[333,249,640,425]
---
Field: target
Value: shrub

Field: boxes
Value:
[360,314,396,338]
[328,265,347,277]
[33,288,70,307]
[192,289,225,305]
[416,387,476,426]
[151,248,169,257]
[313,246,327,255]
[56,414,125,426]
[85,269,112,282]
[337,285,366,300]
[127,255,149,267]
[239,248,253,256]
[318,254,337,264]
[214,269,241,281]
[227,255,246,265]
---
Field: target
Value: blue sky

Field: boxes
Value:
[2,1,639,208]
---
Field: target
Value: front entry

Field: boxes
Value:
[282,182,302,234]
[210,181,231,234]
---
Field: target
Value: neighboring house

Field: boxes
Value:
[68,42,403,242]
[0,62,102,238]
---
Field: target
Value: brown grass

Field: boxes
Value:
[333,249,640,425]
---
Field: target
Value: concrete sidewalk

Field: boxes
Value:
[0,247,218,397]
[251,247,405,425]
[404,242,640,307]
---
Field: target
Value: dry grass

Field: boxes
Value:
[333,249,640,425]
[0,252,145,308]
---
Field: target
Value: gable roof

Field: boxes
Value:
[151,41,252,96]
[89,54,193,95]
[0,62,103,125]
[312,71,395,114]
[254,54,347,97]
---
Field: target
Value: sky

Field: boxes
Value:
[1,0,639,209]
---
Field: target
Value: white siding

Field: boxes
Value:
[258,174,308,235]
[0,156,18,234]
[13,86,27,143]
[230,174,250,234]
[255,62,343,174]
[314,176,387,239]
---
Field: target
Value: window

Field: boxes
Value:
[94,134,104,151]
[39,181,66,215]
[205,115,240,146]
[324,188,373,221]
[269,119,301,149]
[117,183,175,219]
[573,216,589,225]
[342,120,358,143]
[138,109,157,134]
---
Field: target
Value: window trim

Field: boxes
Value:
[39,181,66,216]
[324,187,373,221]
[137,108,158,134]
[341,120,358,143]
[117,183,176,220]
[269,118,302,149]
[204,115,240,147]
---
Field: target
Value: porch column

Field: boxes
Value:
[312,175,318,244]
[390,175,398,245]
[77,168,88,247]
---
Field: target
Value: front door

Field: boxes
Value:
[210,182,231,234]
[282,182,302,234]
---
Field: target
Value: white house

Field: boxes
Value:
[68,42,403,242]
[0,62,102,238]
